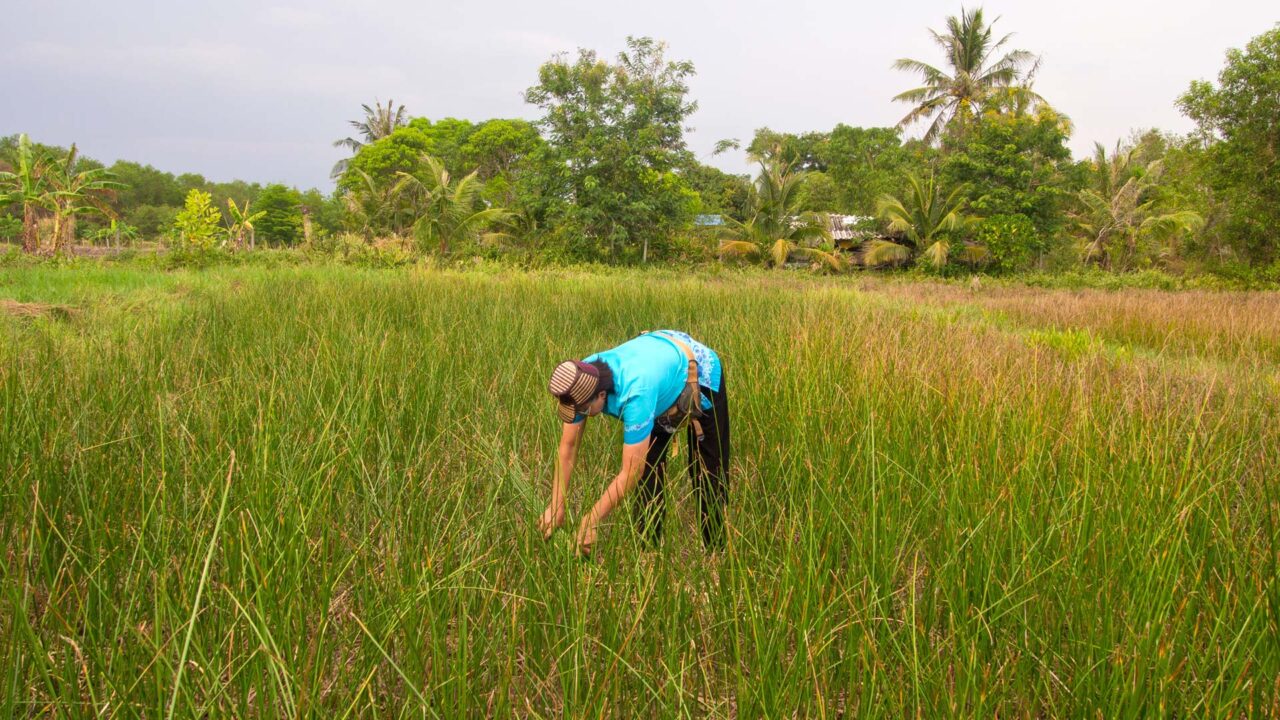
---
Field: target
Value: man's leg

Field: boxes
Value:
[633,425,675,547]
[691,369,730,551]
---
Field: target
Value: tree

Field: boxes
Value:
[225,199,266,250]
[45,143,121,252]
[893,7,1042,144]
[0,134,53,253]
[1178,25,1280,263]
[393,155,512,255]
[679,162,751,219]
[939,107,1073,246]
[459,119,546,206]
[870,172,975,269]
[525,36,699,262]
[826,125,918,216]
[172,189,222,252]
[332,99,409,179]
[1073,143,1204,270]
[249,184,305,247]
[717,159,844,272]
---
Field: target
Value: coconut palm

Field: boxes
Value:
[226,199,267,250]
[717,159,845,272]
[868,172,975,269]
[0,134,54,253]
[331,99,409,179]
[44,144,121,253]
[394,155,512,255]
[892,8,1042,144]
[1074,143,1203,270]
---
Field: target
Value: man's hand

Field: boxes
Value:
[575,514,598,557]
[538,503,565,540]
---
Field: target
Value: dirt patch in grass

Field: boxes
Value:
[0,299,78,321]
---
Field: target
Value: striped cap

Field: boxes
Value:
[548,360,601,423]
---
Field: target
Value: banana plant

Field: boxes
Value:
[226,199,266,250]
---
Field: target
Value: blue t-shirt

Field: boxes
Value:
[576,330,722,445]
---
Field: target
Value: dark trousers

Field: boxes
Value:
[633,369,730,550]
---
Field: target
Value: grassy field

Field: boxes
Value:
[2,263,1278,717]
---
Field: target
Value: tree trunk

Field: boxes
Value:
[21,203,38,253]
[249,228,256,250]
[302,206,314,246]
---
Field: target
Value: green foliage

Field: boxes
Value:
[1178,25,1280,263]
[1072,143,1205,270]
[0,214,21,241]
[332,99,409,179]
[826,125,919,215]
[678,162,751,220]
[525,36,699,262]
[126,204,180,238]
[893,7,1043,143]
[339,126,435,196]
[974,213,1040,273]
[172,189,223,253]
[250,184,305,247]
[873,172,973,269]
[717,159,843,272]
[394,155,513,255]
[793,171,841,212]
[940,108,1074,238]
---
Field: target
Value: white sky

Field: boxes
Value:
[3,0,1275,190]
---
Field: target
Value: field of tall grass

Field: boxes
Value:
[2,263,1278,717]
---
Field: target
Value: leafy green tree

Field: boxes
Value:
[869,172,975,269]
[525,36,699,262]
[794,171,841,213]
[332,99,409,179]
[459,119,546,206]
[826,125,919,215]
[893,7,1042,143]
[127,204,180,239]
[718,159,844,271]
[172,189,223,252]
[939,107,1073,243]
[393,155,512,255]
[250,184,305,246]
[680,162,751,219]
[1073,143,1204,270]
[1178,25,1280,263]
[338,126,434,196]
[746,128,830,171]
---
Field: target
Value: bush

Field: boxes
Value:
[974,214,1042,273]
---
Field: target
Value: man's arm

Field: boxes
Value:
[539,420,585,539]
[576,438,650,555]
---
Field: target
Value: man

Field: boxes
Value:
[539,330,730,556]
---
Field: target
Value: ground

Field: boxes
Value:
[2,262,1277,717]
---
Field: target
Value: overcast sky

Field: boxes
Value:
[3,1,1275,190]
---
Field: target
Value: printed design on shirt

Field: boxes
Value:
[658,330,716,388]
[625,411,655,434]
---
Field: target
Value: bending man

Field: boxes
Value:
[540,330,730,556]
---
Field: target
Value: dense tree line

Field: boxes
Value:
[4,17,1278,277]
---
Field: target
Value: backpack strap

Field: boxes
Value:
[643,331,706,441]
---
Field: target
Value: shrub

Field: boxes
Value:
[974,213,1042,273]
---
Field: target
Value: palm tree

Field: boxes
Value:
[868,172,976,269]
[892,8,1042,144]
[45,144,121,253]
[1074,143,1203,270]
[226,199,266,250]
[394,155,512,255]
[331,99,409,179]
[0,134,53,253]
[717,159,845,272]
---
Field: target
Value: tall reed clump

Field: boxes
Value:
[1,265,1277,717]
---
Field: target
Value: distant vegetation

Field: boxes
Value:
[3,15,1278,282]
